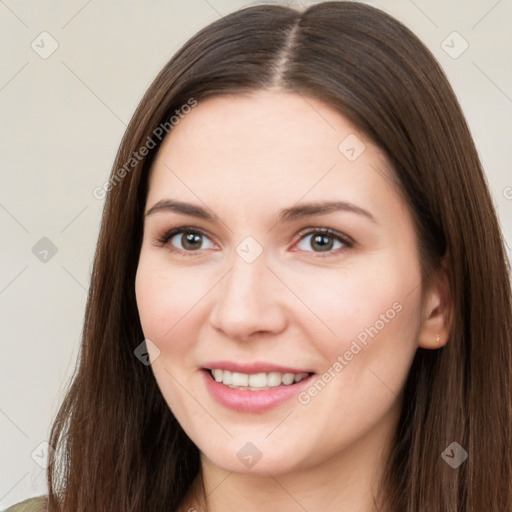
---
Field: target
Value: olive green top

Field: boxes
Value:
[4,496,47,512]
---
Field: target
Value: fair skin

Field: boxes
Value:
[135,90,451,512]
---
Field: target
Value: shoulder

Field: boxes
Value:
[4,496,48,512]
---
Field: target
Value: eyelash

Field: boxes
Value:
[154,226,354,257]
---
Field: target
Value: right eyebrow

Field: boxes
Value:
[144,199,215,220]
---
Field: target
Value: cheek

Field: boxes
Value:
[135,254,207,351]
[292,251,422,359]
[297,256,423,427]
[290,260,422,451]
[135,257,207,420]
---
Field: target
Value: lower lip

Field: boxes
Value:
[201,369,315,413]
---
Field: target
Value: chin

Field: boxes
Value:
[195,435,312,476]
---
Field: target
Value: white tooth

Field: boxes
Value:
[248,373,267,387]
[214,369,309,388]
[267,372,282,387]
[232,372,248,386]
[212,369,223,382]
[281,373,295,385]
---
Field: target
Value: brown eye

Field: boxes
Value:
[296,228,353,254]
[157,228,214,253]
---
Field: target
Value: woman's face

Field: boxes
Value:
[135,91,428,476]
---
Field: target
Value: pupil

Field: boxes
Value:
[183,232,201,249]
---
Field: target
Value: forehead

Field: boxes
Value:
[146,91,403,220]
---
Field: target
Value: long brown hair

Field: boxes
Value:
[46,2,512,511]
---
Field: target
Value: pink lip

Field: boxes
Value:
[202,360,314,374]
[201,368,315,413]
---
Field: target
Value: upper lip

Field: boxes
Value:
[202,361,315,374]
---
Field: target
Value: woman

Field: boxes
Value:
[7,1,511,511]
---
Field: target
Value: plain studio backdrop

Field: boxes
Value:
[0,0,511,508]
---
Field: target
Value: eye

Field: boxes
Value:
[154,226,353,256]
[294,228,353,255]
[155,228,215,254]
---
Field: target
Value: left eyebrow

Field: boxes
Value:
[278,201,377,224]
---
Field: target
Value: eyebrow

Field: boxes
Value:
[144,199,377,224]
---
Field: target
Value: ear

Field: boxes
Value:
[417,250,453,349]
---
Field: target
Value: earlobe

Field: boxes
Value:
[417,252,453,350]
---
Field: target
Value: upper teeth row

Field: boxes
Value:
[211,369,310,389]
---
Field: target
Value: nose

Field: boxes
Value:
[209,249,288,341]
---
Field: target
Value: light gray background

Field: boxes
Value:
[1,0,511,508]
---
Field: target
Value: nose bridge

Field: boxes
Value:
[220,246,269,314]
[230,244,267,297]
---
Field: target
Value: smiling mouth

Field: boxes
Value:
[205,368,315,391]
